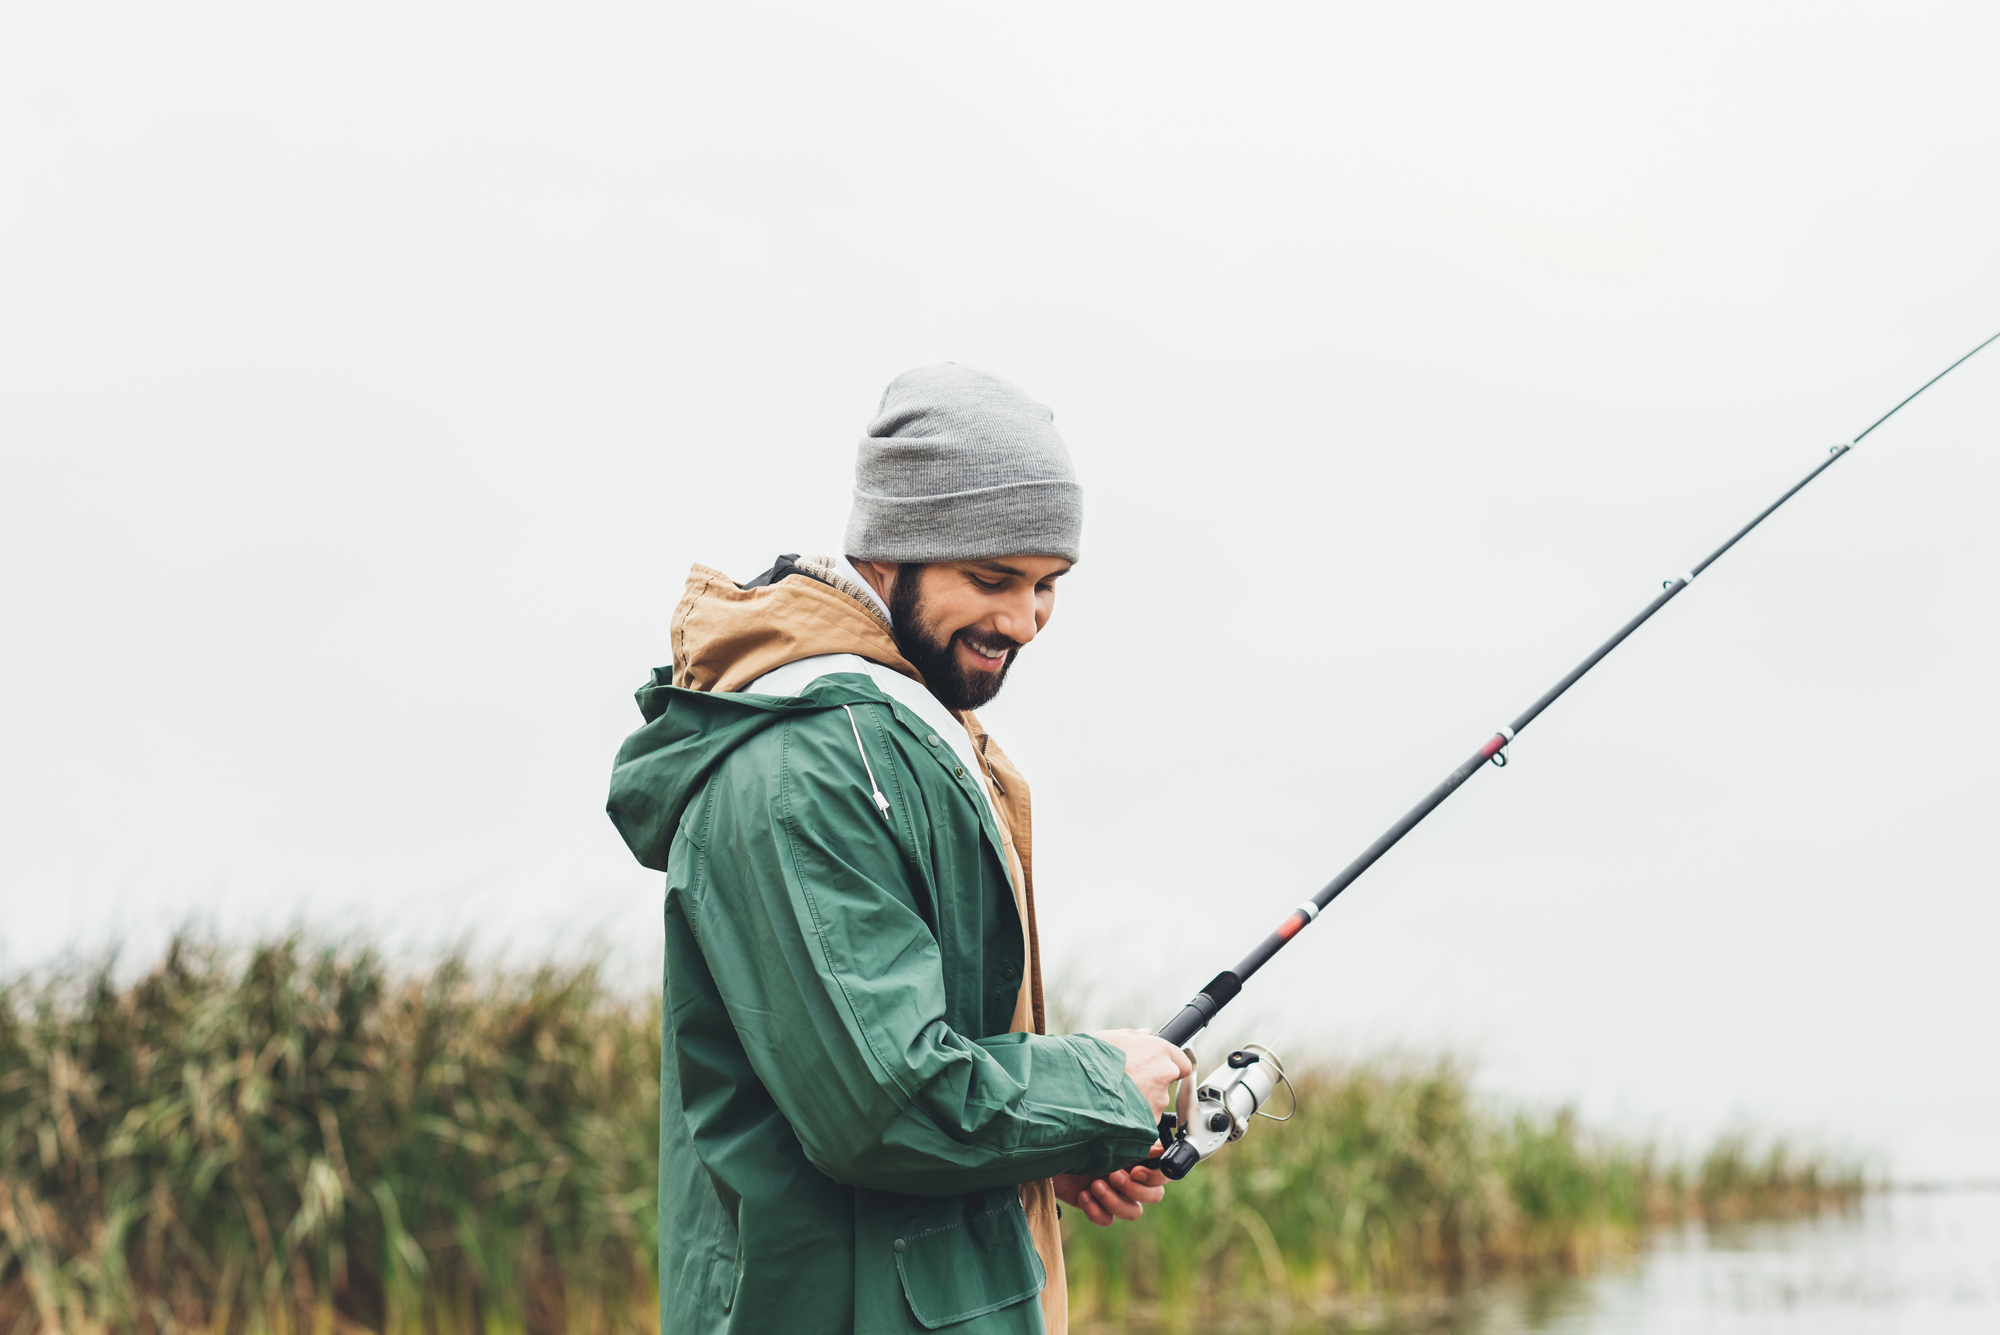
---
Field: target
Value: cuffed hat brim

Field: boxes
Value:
[846,479,1082,563]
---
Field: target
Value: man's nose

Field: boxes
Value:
[990,587,1039,645]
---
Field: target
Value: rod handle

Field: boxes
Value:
[1156,970,1241,1047]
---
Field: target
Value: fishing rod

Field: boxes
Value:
[1151,329,2000,1180]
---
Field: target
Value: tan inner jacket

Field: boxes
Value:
[670,563,1068,1334]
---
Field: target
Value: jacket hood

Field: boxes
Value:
[669,561,920,693]
[608,670,892,871]
[607,561,929,872]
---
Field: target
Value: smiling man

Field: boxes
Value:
[607,364,1189,1335]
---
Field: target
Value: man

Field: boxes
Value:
[607,364,1190,1334]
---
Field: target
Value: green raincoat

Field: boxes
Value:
[608,643,1157,1333]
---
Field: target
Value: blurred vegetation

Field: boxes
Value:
[1063,1062,1863,1331]
[0,938,657,1335]
[0,937,1860,1334]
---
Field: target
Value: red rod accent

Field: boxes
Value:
[1276,913,1306,940]
[1478,734,1507,759]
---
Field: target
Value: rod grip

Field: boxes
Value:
[1156,971,1241,1047]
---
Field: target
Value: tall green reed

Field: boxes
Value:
[0,937,658,1335]
[0,937,1862,1334]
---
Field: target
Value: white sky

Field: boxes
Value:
[3,4,1996,1179]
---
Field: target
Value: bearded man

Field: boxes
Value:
[607,364,1190,1334]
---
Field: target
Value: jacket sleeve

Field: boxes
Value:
[679,715,1160,1196]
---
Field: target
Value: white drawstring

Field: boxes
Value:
[842,705,892,822]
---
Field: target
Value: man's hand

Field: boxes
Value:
[1089,1027,1193,1117]
[1054,1146,1169,1227]
[1050,1032,1187,1227]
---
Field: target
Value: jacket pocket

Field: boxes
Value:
[893,1196,1045,1329]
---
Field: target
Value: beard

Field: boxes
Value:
[888,564,1021,711]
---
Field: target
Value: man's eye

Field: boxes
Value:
[971,577,1005,591]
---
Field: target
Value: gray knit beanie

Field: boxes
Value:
[844,363,1082,563]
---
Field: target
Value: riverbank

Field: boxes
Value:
[1093,1186,1997,1335]
[0,938,1860,1334]
[1063,1062,1862,1330]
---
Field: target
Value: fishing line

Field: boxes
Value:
[1147,328,2000,1179]
[1257,760,1487,1055]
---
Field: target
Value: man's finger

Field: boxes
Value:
[1100,1170,1165,1206]
[1091,1178,1145,1221]
[1127,1165,1167,1188]
[1118,1178,1166,1206]
[1080,1192,1113,1227]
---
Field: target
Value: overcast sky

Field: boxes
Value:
[4,4,1997,1179]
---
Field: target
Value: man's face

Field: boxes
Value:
[885,556,1070,711]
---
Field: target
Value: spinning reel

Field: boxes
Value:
[1154,1043,1293,1180]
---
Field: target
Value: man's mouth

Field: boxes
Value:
[956,636,1014,670]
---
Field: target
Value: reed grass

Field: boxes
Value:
[0,937,1860,1334]
[1061,1062,1864,1329]
[0,937,658,1335]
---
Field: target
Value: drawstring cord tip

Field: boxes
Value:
[842,704,894,824]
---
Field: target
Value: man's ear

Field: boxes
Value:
[847,558,898,607]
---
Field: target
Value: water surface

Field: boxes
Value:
[1464,1187,2000,1334]
[1089,1188,2000,1334]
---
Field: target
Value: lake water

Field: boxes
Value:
[1085,1188,2000,1334]
[1457,1188,2000,1335]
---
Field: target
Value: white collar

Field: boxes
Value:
[745,653,993,823]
